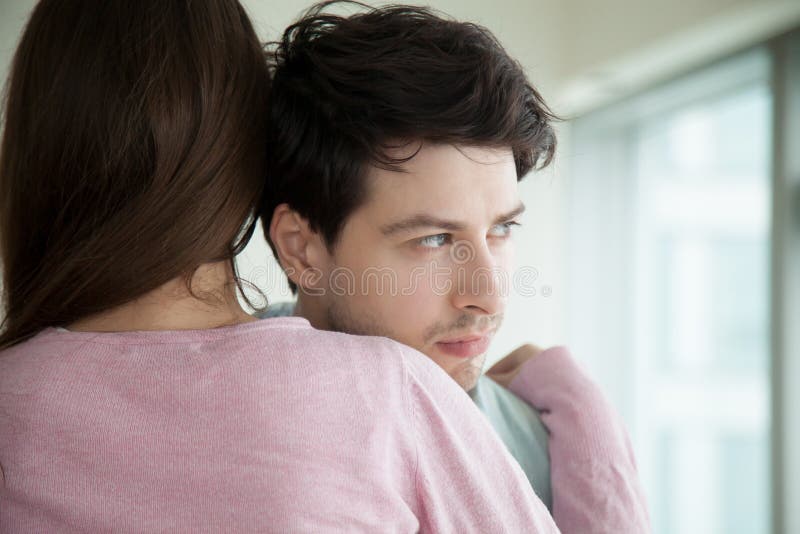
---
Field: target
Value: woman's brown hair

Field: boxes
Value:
[0,0,270,348]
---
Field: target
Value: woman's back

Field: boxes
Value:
[1,318,416,531]
[0,318,557,532]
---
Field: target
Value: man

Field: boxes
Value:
[259,3,650,531]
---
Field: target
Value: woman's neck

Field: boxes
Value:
[68,261,256,332]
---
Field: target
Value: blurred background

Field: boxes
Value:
[2,0,798,532]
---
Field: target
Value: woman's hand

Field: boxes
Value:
[485,343,543,388]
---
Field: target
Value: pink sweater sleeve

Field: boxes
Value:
[507,346,651,534]
[400,345,561,533]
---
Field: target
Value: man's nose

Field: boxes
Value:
[449,240,507,316]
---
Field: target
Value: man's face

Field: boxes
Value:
[306,144,522,391]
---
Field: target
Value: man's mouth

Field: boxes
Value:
[434,332,493,359]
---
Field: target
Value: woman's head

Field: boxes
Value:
[0,0,270,348]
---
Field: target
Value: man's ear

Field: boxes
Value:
[269,204,328,290]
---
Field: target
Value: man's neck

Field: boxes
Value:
[68,261,256,332]
[293,295,329,331]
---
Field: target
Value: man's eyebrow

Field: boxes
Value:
[493,203,526,225]
[380,215,466,236]
[380,203,526,236]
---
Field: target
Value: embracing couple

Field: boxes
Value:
[0,1,649,532]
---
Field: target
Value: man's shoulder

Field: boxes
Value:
[471,374,547,441]
[472,374,527,408]
[472,374,552,510]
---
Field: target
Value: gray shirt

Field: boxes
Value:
[256,302,553,510]
[468,374,552,510]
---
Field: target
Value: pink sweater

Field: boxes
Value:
[0,317,647,532]
[509,348,651,533]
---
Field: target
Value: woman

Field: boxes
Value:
[0,1,559,531]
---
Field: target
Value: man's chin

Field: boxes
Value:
[452,360,483,391]
[432,351,486,392]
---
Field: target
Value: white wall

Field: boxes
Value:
[0,0,35,88]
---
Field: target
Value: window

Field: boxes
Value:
[568,49,774,534]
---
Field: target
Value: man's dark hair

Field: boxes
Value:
[261,0,557,257]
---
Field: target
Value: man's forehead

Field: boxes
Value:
[356,144,521,231]
[367,141,514,185]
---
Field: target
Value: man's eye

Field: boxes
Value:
[417,233,451,248]
[488,221,521,238]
